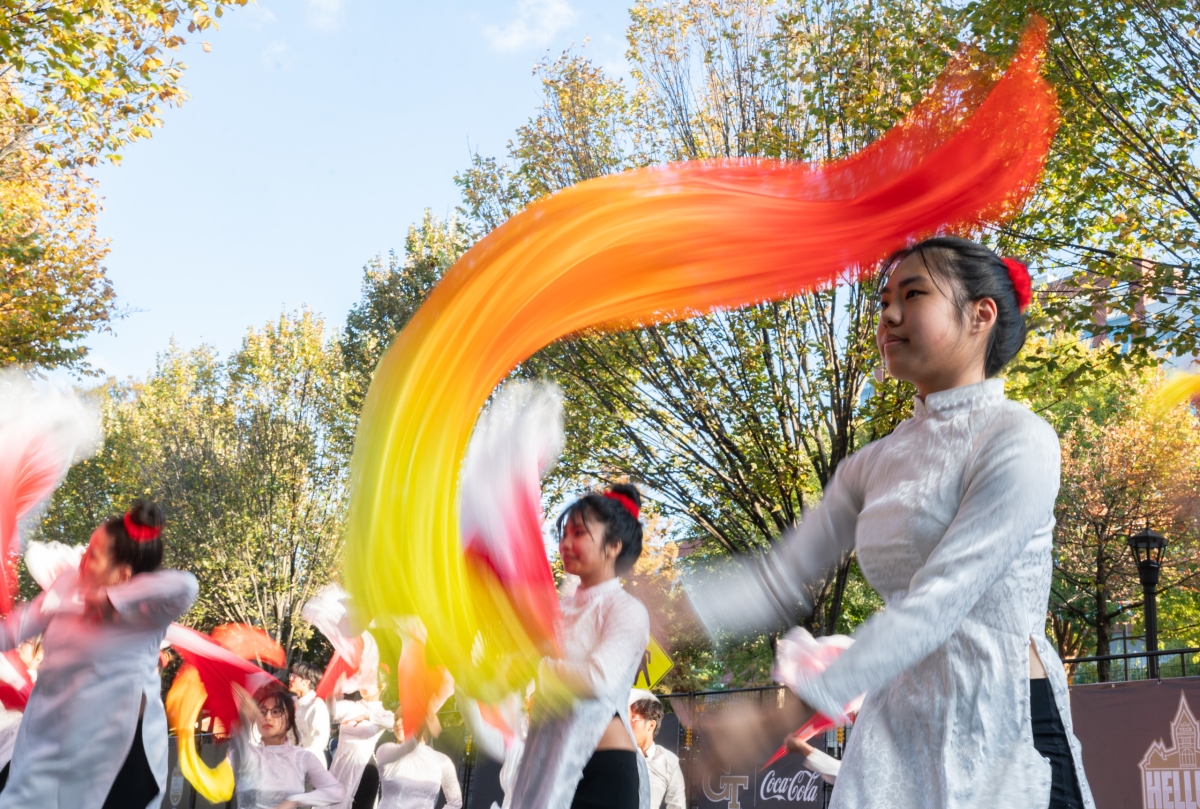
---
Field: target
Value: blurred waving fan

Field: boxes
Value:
[0,371,100,615]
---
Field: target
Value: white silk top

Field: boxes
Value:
[690,380,1095,809]
[230,730,344,809]
[0,567,197,809]
[376,739,463,809]
[510,577,651,809]
[328,699,393,809]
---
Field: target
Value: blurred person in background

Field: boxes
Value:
[629,691,684,809]
[374,715,462,809]
[231,681,344,809]
[0,638,43,790]
[329,677,393,809]
[289,662,330,765]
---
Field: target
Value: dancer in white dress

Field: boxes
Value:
[0,638,40,789]
[329,680,394,809]
[508,483,650,809]
[375,716,462,809]
[689,238,1093,809]
[0,500,198,809]
[290,661,331,762]
[230,680,344,809]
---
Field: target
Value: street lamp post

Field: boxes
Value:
[1128,528,1168,680]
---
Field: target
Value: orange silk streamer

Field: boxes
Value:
[165,624,284,803]
[344,20,1059,704]
[165,665,235,804]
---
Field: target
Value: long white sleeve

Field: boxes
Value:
[797,417,1060,716]
[440,754,463,809]
[539,590,649,700]
[374,739,417,767]
[288,750,346,806]
[686,448,870,637]
[106,569,198,627]
[454,688,506,762]
[0,590,55,652]
[802,749,840,785]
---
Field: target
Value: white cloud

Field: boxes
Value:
[260,41,290,70]
[242,5,277,29]
[483,0,578,53]
[307,0,349,31]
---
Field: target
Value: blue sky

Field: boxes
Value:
[78,0,632,381]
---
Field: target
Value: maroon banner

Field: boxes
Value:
[1070,677,1200,809]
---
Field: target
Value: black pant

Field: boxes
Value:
[570,749,639,809]
[353,761,380,809]
[1031,678,1085,809]
[101,715,159,809]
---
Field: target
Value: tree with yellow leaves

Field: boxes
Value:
[0,0,249,371]
[1052,373,1200,681]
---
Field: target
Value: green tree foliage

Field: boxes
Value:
[970,0,1200,360]
[0,0,248,371]
[341,212,469,409]
[457,0,973,637]
[39,311,350,661]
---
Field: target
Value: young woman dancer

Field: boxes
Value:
[690,237,1093,809]
[230,681,344,809]
[0,500,198,809]
[508,483,650,809]
[329,677,393,809]
[374,717,463,809]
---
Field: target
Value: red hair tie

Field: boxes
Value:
[1002,257,1032,312]
[603,491,639,520]
[124,513,161,542]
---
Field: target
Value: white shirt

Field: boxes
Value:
[0,567,197,809]
[229,729,344,809]
[376,739,463,809]
[295,690,331,761]
[328,699,393,809]
[509,577,651,809]
[690,380,1095,809]
[643,743,685,809]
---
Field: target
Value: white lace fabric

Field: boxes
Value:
[689,380,1096,809]
[509,577,651,809]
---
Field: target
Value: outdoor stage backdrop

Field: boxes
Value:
[1070,677,1200,809]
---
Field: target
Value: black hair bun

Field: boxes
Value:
[128,499,165,530]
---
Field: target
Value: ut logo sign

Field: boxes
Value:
[703,771,751,808]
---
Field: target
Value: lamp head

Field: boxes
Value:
[1128,528,1167,569]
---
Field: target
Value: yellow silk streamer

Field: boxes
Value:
[165,665,235,803]
[345,21,1059,703]
[1156,372,1200,411]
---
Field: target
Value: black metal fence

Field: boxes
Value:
[1062,647,1200,684]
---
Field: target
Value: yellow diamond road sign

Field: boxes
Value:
[633,634,674,689]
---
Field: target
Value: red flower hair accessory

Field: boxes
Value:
[603,491,639,520]
[124,513,161,542]
[1003,257,1032,312]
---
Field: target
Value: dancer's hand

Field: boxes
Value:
[270,802,300,809]
[785,734,816,757]
[82,587,115,622]
[697,690,812,773]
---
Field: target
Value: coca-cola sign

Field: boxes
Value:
[697,754,826,808]
[759,768,824,803]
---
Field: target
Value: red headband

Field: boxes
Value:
[603,491,639,520]
[124,513,161,542]
[1003,257,1032,312]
